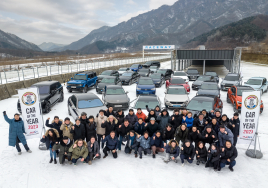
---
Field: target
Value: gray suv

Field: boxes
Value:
[221,73,242,91]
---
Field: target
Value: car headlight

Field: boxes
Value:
[78,84,83,87]
[151,88,156,90]
[156,82,160,84]
[137,87,141,90]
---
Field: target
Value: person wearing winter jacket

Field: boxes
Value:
[209,110,222,123]
[60,117,74,141]
[182,112,194,129]
[188,126,200,148]
[220,114,233,131]
[70,118,86,141]
[200,125,217,145]
[157,109,170,131]
[164,140,180,163]
[117,119,133,151]
[201,109,211,123]
[205,143,221,171]
[136,108,146,122]
[180,140,195,166]
[3,111,32,155]
[105,106,116,117]
[95,110,107,148]
[125,109,138,126]
[101,115,118,137]
[146,105,161,117]
[40,128,60,164]
[52,136,72,164]
[85,116,97,142]
[218,125,234,147]
[69,139,89,166]
[219,140,238,172]
[134,118,146,135]
[115,109,125,126]
[193,114,208,132]
[162,124,175,143]
[151,131,166,158]
[79,112,89,129]
[145,109,157,123]
[230,113,240,146]
[124,130,139,157]
[144,117,161,137]
[86,137,101,165]
[195,141,207,165]
[209,117,220,135]
[169,109,183,130]
[175,124,189,146]
[45,116,63,139]
[102,131,118,159]
[137,131,151,159]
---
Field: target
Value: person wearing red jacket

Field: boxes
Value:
[136,108,146,122]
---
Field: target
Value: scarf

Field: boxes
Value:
[129,136,135,147]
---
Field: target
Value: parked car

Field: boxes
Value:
[192,75,216,90]
[136,77,156,97]
[186,95,223,117]
[138,69,151,77]
[205,71,219,83]
[133,95,162,110]
[97,70,119,83]
[221,73,242,91]
[149,66,159,73]
[164,86,189,109]
[186,69,200,81]
[172,71,189,83]
[227,85,264,113]
[68,93,105,119]
[149,73,165,87]
[197,82,220,98]
[118,67,130,76]
[142,61,160,69]
[96,76,122,94]
[119,71,140,85]
[166,77,190,92]
[130,64,142,72]
[157,69,173,80]
[243,77,268,95]
[18,81,64,114]
[102,85,130,110]
[66,71,97,93]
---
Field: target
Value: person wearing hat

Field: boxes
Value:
[218,125,234,147]
[230,113,240,146]
[162,124,175,144]
[60,117,74,141]
[85,116,97,142]
[164,139,180,163]
[180,139,195,166]
[144,117,161,137]
[52,136,72,165]
[125,109,138,126]
[156,109,170,131]
[70,118,86,142]
[3,111,32,155]
[95,109,107,148]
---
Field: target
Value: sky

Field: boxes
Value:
[0,0,178,45]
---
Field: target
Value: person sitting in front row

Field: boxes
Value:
[69,139,89,166]
[102,131,118,159]
[124,130,139,158]
[137,131,151,159]
[219,140,238,172]
[164,140,180,163]
[86,136,101,165]
[180,139,195,166]
[151,131,166,159]
[52,136,72,165]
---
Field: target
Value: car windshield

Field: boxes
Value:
[101,78,115,83]
[187,99,213,111]
[106,88,125,95]
[225,75,239,81]
[174,72,186,76]
[78,99,103,109]
[101,71,111,75]
[187,69,198,74]
[167,88,186,94]
[197,76,211,81]
[150,74,161,79]
[246,79,262,85]
[201,84,218,90]
[135,100,159,109]
[36,85,50,94]
[73,75,87,80]
[144,62,152,65]
[205,72,217,76]
[122,73,132,76]
[157,70,166,74]
[237,88,254,96]
[139,69,148,72]
[131,64,139,68]
[171,79,185,84]
[138,79,154,85]
[119,68,127,71]
[150,66,157,69]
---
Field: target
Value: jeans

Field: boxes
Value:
[117,135,124,150]
[138,147,151,156]
[49,148,56,159]
[125,145,138,154]
[180,154,193,164]
[151,146,165,154]
[97,134,104,149]
[15,137,29,152]
[72,156,90,164]
[164,153,179,162]
[103,146,117,158]
[220,160,236,168]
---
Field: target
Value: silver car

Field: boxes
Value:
[164,85,189,109]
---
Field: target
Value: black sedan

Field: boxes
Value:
[205,71,219,83]
[97,70,119,83]
[186,69,200,81]
[149,73,165,87]
[157,69,173,80]
[102,85,130,110]
[192,75,216,90]
[197,82,220,98]
[96,76,122,94]
[133,95,162,110]
[119,71,140,85]
[138,69,151,77]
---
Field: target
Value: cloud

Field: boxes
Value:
[149,0,178,10]
[127,0,136,5]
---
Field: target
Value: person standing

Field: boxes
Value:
[175,124,189,146]
[156,109,170,131]
[70,118,86,142]
[169,109,182,130]
[85,116,97,142]
[182,112,194,129]
[230,113,240,146]
[162,124,175,144]
[117,119,133,151]
[60,117,74,141]
[3,111,32,155]
[193,114,208,132]
[95,110,107,148]
[115,109,125,126]
[125,109,138,126]
[45,116,63,139]
[136,108,146,122]
[101,115,118,136]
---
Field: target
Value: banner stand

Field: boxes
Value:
[245,132,263,159]
[37,88,47,151]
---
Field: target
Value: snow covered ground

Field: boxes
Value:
[0,60,268,188]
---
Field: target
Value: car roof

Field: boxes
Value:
[75,93,100,100]
[137,95,158,101]
[168,85,185,88]
[102,76,116,79]
[191,95,215,101]
[248,77,265,80]
[76,71,95,75]
[226,73,239,76]
[139,77,152,80]
[236,86,254,90]
[202,81,218,85]
[33,80,58,86]
[106,85,123,89]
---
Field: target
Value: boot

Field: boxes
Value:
[196,160,200,165]
[88,161,92,165]
[49,158,53,163]
[135,154,138,158]
[18,152,22,155]
[152,154,155,158]
[103,155,108,159]
[27,150,32,153]
[54,159,57,164]
[229,166,234,172]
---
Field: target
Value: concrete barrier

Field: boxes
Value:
[38,76,51,82]
[51,75,63,83]
[23,78,39,88]
[6,81,25,96]
[0,84,10,100]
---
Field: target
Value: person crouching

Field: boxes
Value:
[69,139,89,166]
[52,136,72,165]
[86,137,101,165]
[164,140,180,163]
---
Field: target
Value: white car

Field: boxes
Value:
[164,85,189,109]
[172,71,189,83]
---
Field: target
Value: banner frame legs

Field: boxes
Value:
[245,132,263,159]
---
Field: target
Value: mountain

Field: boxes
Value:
[183,15,268,49]
[0,29,42,51]
[58,0,268,54]
[38,42,66,51]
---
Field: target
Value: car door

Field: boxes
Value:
[102,87,106,102]
[55,82,62,101]
[87,74,92,87]
[69,95,78,118]
[229,87,236,103]
[49,83,58,104]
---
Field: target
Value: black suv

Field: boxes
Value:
[97,70,119,83]
[157,69,173,80]
[142,61,160,69]
[17,80,64,114]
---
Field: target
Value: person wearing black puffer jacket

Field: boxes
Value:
[157,109,170,131]
[117,119,133,151]
[180,140,195,166]
[201,109,212,124]
[209,110,222,123]
[101,115,118,137]
[188,126,200,148]
[145,109,157,123]
[115,109,125,126]
[80,112,89,135]
[162,124,175,143]
[200,125,217,145]
[206,143,221,171]
[220,114,233,131]
[175,124,188,146]
[209,117,220,136]
[85,116,97,142]
[230,113,240,146]
[144,117,161,137]
[105,106,116,117]
[45,116,63,139]
[219,140,238,172]
[169,109,182,130]
[195,141,207,165]
[125,109,138,126]
[70,119,86,141]
[193,114,208,132]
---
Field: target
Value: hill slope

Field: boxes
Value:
[38,42,66,51]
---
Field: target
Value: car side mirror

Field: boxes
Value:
[71,77,73,79]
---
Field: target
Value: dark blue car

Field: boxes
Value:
[67,71,97,93]
[130,64,142,72]
[136,77,156,97]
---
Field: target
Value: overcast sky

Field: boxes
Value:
[0,0,178,45]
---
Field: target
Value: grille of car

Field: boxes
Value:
[225,84,233,88]
[68,84,79,86]
[170,102,184,105]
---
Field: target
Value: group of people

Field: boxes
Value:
[3,106,239,171]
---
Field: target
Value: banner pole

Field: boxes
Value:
[36,86,46,150]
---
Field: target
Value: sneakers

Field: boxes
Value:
[155,151,158,154]
[83,161,86,164]
[181,163,185,167]
[135,154,138,158]
[88,161,92,165]
[201,161,206,164]
[73,163,77,166]
[214,169,218,172]
[153,154,156,158]
[103,155,108,159]
[27,150,32,153]
[18,152,22,155]
[54,159,57,164]
[69,161,72,165]
[229,166,234,172]
[49,158,53,163]
[196,161,200,165]
[140,156,142,159]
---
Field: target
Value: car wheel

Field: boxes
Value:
[59,93,64,102]
[68,89,72,93]
[68,106,71,116]
[83,86,88,93]
[226,95,231,103]
[44,102,51,113]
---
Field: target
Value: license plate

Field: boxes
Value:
[115,105,122,107]
[143,92,149,94]
[173,105,181,107]
[71,86,76,88]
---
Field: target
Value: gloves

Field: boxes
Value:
[3,111,6,115]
